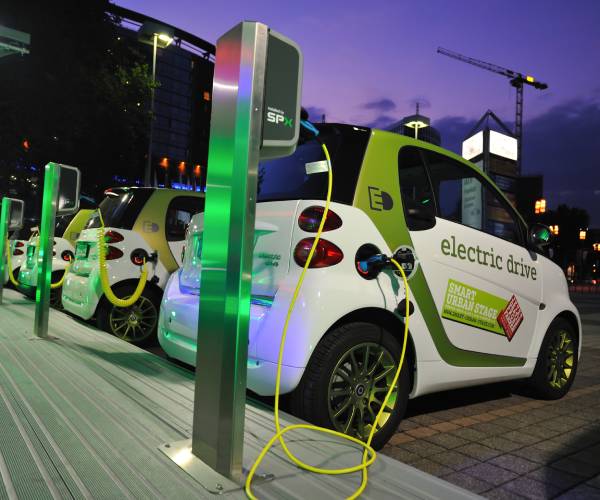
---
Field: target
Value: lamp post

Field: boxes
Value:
[138,23,174,187]
[404,113,430,140]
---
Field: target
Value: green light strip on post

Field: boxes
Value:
[191,22,267,481]
[0,198,10,305]
[34,163,60,338]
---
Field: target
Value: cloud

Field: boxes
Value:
[407,97,432,110]
[362,98,396,112]
[434,99,600,225]
[435,115,478,153]
[521,99,600,225]
[303,105,327,122]
[365,114,397,129]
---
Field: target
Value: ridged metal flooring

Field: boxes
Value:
[0,289,479,499]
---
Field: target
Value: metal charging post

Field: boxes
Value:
[34,162,80,338]
[160,21,302,491]
[0,197,25,305]
[34,163,60,338]
[0,199,12,304]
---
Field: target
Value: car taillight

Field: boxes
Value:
[293,238,343,268]
[61,250,74,262]
[298,206,342,232]
[13,249,24,256]
[15,241,24,248]
[105,246,123,260]
[104,230,124,243]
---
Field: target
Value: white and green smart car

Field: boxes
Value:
[62,187,204,345]
[158,124,581,449]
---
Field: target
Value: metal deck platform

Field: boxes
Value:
[0,289,479,499]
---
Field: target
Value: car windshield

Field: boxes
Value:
[86,189,153,230]
[54,214,76,237]
[257,124,370,204]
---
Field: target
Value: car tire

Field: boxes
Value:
[50,271,65,309]
[289,322,410,450]
[528,318,578,400]
[6,267,20,290]
[97,284,161,346]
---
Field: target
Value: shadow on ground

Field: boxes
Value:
[405,380,534,417]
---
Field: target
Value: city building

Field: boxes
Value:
[387,105,441,146]
[461,110,524,240]
[108,5,215,190]
[516,175,544,223]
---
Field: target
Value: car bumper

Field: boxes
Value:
[62,270,102,320]
[158,272,304,396]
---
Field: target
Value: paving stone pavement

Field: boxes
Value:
[382,293,600,499]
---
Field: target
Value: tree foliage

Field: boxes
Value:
[0,0,152,205]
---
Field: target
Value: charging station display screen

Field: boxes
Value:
[57,165,81,216]
[8,199,24,230]
[260,30,302,159]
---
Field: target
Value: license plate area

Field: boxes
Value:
[75,242,90,260]
[26,245,36,267]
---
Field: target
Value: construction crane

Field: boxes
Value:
[437,46,548,172]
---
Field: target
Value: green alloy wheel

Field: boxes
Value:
[97,286,160,346]
[328,342,399,439]
[529,318,578,399]
[289,322,410,450]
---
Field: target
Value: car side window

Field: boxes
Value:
[166,196,204,241]
[398,146,436,230]
[424,151,524,246]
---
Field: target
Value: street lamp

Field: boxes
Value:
[138,22,175,187]
[534,198,546,214]
[404,114,430,140]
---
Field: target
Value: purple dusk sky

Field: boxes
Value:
[116,0,600,223]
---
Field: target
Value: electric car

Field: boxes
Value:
[158,124,581,449]
[16,209,94,305]
[62,187,204,345]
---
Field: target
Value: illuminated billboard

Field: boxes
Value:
[462,131,483,161]
[462,130,518,162]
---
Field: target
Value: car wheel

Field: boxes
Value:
[6,267,20,289]
[97,285,160,346]
[529,318,578,400]
[289,322,410,450]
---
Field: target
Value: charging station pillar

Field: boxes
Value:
[0,197,25,305]
[160,21,302,490]
[34,162,80,338]
[34,163,60,338]
[191,21,270,483]
[0,199,11,305]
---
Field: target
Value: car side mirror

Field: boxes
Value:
[404,201,436,231]
[528,223,552,249]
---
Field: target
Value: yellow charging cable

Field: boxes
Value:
[50,259,71,289]
[5,241,20,287]
[245,143,411,499]
[96,210,148,308]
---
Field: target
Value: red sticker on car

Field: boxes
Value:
[497,295,523,341]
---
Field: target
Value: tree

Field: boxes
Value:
[0,0,153,211]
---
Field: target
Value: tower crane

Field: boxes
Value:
[437,46,548,172]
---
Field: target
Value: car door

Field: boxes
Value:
[166,196,205,267]
[399,146,542,358]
